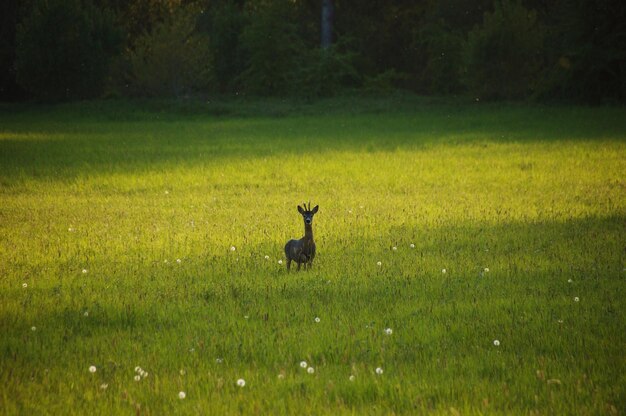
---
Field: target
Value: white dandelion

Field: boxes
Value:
[135,366,141,372]
[410,243,415,249]
[314,317,321,323]
[164,190,169,195]
[134,375,141,381]
[237,378,246,387]
[392,246,397,251]
[264,255,270,260]
[384,328,393,335]
[441,268,447,274]
[82,269,88,274]
[277,373,285,379]
[83,311,89,317]
[68,227,74,232]
[349,375,355,382]
[230,246,236,252]
[484,267,490,273]
[164,259,168,263]
[178,391,186,399]
[377,261,382,267]
[100,383,108,390]
[89,365,97,373]
[215,358,223,364]
[574,297,579,302]
[22,283,28,288]
[31,326,36,331]
[493,339,500,346]
[176,259,182,264]
[307,367,315,374]
[568,279,573,283]
[278,260,283,265]
[375,367,383,375]
[300,361,308,368]
[179,369,186,376]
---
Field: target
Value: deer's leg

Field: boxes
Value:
[297,261,301,271]
[286,259,291,271]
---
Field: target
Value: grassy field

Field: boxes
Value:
[0,96,625,415]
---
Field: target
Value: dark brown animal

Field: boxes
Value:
[284,202,318,271]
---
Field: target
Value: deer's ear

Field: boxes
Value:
[312,205,319,214]
[298,205,304,214]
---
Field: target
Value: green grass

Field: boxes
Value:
[1,96,625,415]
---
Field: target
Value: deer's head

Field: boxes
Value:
[298,202,319,225]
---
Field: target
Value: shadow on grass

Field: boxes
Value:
[0,98,625,183]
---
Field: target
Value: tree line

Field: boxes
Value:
[1,0,625,103]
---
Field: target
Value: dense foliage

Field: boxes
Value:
[14,0,121,100]
[1,0,625,102]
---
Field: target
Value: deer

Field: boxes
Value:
[284,202,319,271]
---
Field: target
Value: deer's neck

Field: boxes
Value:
[303,223,314,241]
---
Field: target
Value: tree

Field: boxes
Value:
[15,0,121,100]
[463,0,544,100]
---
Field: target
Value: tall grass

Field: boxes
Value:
[1,97,625,414]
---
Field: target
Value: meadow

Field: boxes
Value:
[0,96,625,415]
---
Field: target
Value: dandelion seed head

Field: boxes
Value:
[442,268,447,274]
[216,358,223,364]
[568,279,573,283]
[22,283,28,288]
[135,366,141,372]
[314,317,321,323]
[31,326,36,331]
[100,383,108,390]
[392,246,397,251]
[493,339,500,346]
[236,378,246,387]
[134,375,141,381]
[176,259,181,264]
[307,367,315,374]
[278,260,283,265]
[89,365,97,373]
[178,391,186,399]
[484,267,490,273]
[375,367,383,375]
[349,375,355,381]
[300,361,308,368]
[82,269,88,274]
[264,255,270,260]
[377,261,382,267]
[410,243,415,248]
[179,369,186,376]
[230,246,236,252]
[574,296,579,302]
[384,328,393,335]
